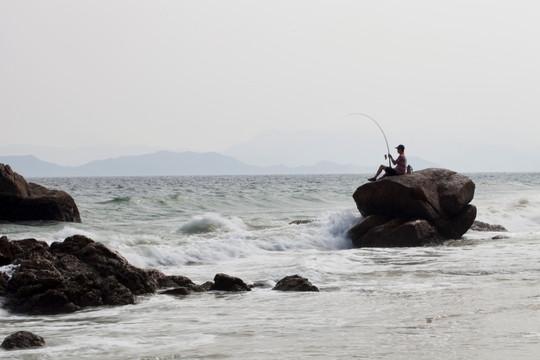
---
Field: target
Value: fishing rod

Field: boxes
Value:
[339,112,391,167]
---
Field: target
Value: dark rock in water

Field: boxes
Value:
[210,273,251,292]
[1,331,45,350]
[289,219,314,225]
[159,275,208,295]
[0,272,8,296]
[0,235,12,266]
[353,168,474,222]
[347,215,389,243]
[272,275,319,292]
[199,281,214,292]
[250,280,273,289]
[0,164,81,223]
[1,235,170,314]
[351,218,442,248]
[470,220,508,232]
[349,168,477,247]
[161,287,193,296]
[433,204,477,239]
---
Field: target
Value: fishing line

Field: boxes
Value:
[338,112,391,167]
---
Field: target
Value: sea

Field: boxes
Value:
[1,172,540,359]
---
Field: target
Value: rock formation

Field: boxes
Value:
[0,164,81,222]
[348,168,477,247]
[0,235,164,314]
[1,235,318,314]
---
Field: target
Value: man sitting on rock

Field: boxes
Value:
[368,144,407,181]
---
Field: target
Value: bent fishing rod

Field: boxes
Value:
[338,112,392,167]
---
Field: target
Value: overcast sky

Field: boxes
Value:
[2,1,539,170]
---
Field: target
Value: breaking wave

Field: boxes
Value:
[177,213,247,234]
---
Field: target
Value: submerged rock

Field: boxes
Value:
[0,164,81,223]
[159,275,209,295]
[349,168,477,247]
[272,275,319,292]
[1,331,45,350]
[470,220,508,232]
[289,219,314,225]
[161,287,193,296]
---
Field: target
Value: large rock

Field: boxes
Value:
[0,164,81,223]
[349,168,477,247]
[0,235,169,314]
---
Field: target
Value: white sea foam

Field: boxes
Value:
[121,208,360,269]
[54,226,95,241]
[0,263,20,279]
[476,193,540,232]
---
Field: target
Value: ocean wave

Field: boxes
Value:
[113,209,361,268]
[54,226,95,242]
[98,196,133,204]
[478,194,540,232]
[176,213,247,234]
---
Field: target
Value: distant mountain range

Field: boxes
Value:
[0,151,438,177]
[3,128,539,174]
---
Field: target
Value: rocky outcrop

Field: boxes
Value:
[348,168,477,247]
[1,331,45,350]
[0,235,165,314]
[0,164,81,223]
[1,235,320,314]
[272,275,319,292]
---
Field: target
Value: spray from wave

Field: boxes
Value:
[120,209,361,268]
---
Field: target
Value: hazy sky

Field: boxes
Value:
[2,1,540,168]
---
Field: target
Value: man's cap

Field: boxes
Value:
[396,144,405,150]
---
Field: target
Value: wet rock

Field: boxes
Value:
[349,168,477,247]
[470,220,508,232]
[0,235,12,265]
[159,275,208,295]
[289,219,314,225]
[0,164,81,223]
[161,287,193,296]
[352,218,443,248]
[1,235,168,314]
[353,168,475,221]
[1,331,45,350]
[0,272,8,296]
[272,275,319,292]
[250,280,274,289]
[199,281,214,292]
[210,273,251,292]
